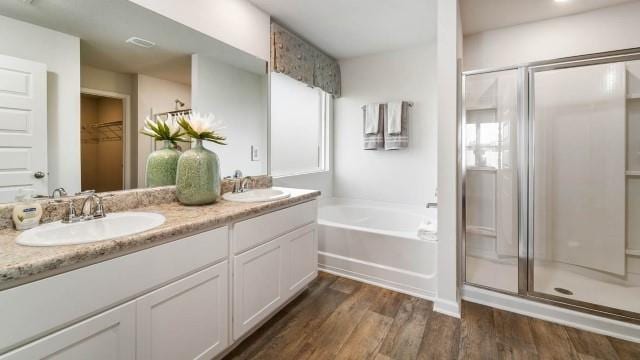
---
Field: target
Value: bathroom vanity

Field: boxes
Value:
[0,188,319,359]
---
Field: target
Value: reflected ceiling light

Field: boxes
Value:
[554,0,571,3]
[126,37,156,48]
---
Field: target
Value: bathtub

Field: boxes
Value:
[318,198,437,299]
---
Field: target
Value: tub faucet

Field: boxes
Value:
[426,202,437,208]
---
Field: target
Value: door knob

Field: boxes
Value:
[34,171,45,179]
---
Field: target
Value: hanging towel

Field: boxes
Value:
[387,101,403,135]
[363,104,384,150]
[417,220,437,242]
[384,101,409,150]
[364,103,380,134]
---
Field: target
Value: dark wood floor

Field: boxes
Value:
[224,272,640,360]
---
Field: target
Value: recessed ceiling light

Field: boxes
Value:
[125,37,156,48]
[554,0,571,3]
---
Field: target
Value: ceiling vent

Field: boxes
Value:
[125,37,156,48]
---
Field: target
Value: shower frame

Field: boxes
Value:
[459,47,640,323]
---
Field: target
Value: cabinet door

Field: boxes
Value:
[233,238,285,340]
[136,262,229,360]
[284,223,318,296]
[0,301,135,360]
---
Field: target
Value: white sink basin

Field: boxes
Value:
[16,212,166,247]
[222,187,291,203]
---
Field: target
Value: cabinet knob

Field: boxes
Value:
[34,171,45,179]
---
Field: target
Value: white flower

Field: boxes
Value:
[186,112,225,134]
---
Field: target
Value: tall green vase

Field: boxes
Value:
[146,140,181,187]
[175,139,221,205]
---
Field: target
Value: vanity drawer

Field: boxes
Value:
[0,226,229,354]
[233,200,317,254]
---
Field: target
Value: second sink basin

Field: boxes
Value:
[16,212,166,247]
[222,187,291,203]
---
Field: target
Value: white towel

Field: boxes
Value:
[417,220,437,241]
[384,102,409,150]
[387,101,403,135]
[364,103,380,134]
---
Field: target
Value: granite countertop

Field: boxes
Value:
[0,188,320,291]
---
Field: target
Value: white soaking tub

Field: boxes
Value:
[318,198,437,299]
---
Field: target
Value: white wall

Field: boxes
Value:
[0,14,80,194]
[136,74,191,187]
[192,54,268,178]
[463,1,640,70]
[333,45,438,206]
[128,0,270,61]
[434,0,462,318]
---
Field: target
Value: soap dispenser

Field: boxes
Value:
[12,188,43,230]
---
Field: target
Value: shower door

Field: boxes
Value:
[462,69,521,293]
[462,50,640,321]
[529,58,640,317]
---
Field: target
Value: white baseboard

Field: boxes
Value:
[318,264,435,301]
[462,285,640,343]
[434,298,461,318]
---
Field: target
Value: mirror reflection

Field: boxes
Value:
[0,0,268,203]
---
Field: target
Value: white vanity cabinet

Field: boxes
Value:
[232,201,318,340]
[0,199,319,359]
[233,236,287,339]
[136,262,229,360]
[0,301,136,360]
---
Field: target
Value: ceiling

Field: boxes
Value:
[0,0,266,84]
[461,0,637,35]
[250,0,437,59]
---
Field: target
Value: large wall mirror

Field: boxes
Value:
[0,0,268,203]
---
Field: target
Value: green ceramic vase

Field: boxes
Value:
[175,139,221,205]
[146,140,181,187]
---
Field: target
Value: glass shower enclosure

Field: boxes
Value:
[461,49,640,321]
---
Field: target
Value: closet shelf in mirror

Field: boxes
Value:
[627,93,640,100]
[626,249,640,256]
[91,120,122,128]
[625,171,640,176]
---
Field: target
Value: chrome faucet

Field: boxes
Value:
[51,187,67,199]
[230,170,253,193]
[426,202,438,208]
[240,176,253,192]
[81,193,106,219]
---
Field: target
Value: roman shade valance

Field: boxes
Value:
[271,23,341,97]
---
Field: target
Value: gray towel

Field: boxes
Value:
[384,101,409,150]
[363,104,384,150]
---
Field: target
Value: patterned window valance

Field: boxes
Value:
[271,23,341,97]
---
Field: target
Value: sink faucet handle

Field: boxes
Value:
[61,200,78,223]
[94,196,106,218]
[233,170,243,179]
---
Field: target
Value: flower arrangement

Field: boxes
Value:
[140,116,187,145]
[176,112,227,145]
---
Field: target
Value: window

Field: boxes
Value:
[270,72,330,176]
